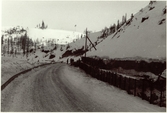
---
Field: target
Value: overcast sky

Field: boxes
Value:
[2,0,149,33]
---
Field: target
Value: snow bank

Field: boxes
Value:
[1,55,41,85]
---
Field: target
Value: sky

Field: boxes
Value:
[1,0,149,33]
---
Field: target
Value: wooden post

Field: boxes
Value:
[103,71,105,82]
[101,70,103,81]
[98,69,100,80]
[149,81,153,104]
[105,72,107,82]
[120,76,122,89]
[142,79,145,100]
[100,70,102,81]
[160,82,164,107]
[110,73,112,85]
[84,28,87,57]
[160,87,163,107]
[117,74,119,87]
[113,73,115,86]
[86,35,97,50]
[110,72,112,85]
[99,70,101,80]
[134,79,136,96]
[113,73,115,85]
[128,78,131,94]
[112,73,114,85]
[108,72,110,83]
[115,74,117,87]
[106,72,108,83]
[124,77,126,90]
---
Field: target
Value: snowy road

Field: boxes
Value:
[1,63,165,112]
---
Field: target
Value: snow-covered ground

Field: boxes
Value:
[87,1,166,60]
[61,64,166,112]
[1,55,42,85]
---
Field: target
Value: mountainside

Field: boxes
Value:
[86,1,166,61]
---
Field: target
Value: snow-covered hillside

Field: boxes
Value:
[67,31,102,50]
[1,1,165,64]
[86,1,166,61]
[1,27,84,45]
[44,1,166,63]
[27,28,83,44]
[26,30,103,64]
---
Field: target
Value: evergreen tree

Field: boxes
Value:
[1,35,4,45]
[16,37,20,52]
[131,13,134,20]
[125,13,127,23]
[8,37,9,54]
[114,23,116,32]
[35,42,37,52]
[122,15,124,25]
[117,20,120,30]
[26,37,29,57]
[22,33,27,56]
[42,21,45,29]
[11,37,13,55]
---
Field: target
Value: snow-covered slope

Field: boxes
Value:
[67,31,102,50]
[27,28,83,44]
[1,27,83,45]
[28,31,103,63]
[87,1,166,61]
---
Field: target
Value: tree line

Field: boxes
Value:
[100,13,134,39]
[36,20,48,30]
[2,29,34,57]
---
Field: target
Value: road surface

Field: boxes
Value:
[1,63,105,111]
[1,63,165,112]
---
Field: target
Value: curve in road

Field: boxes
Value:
[1,63,165,112]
